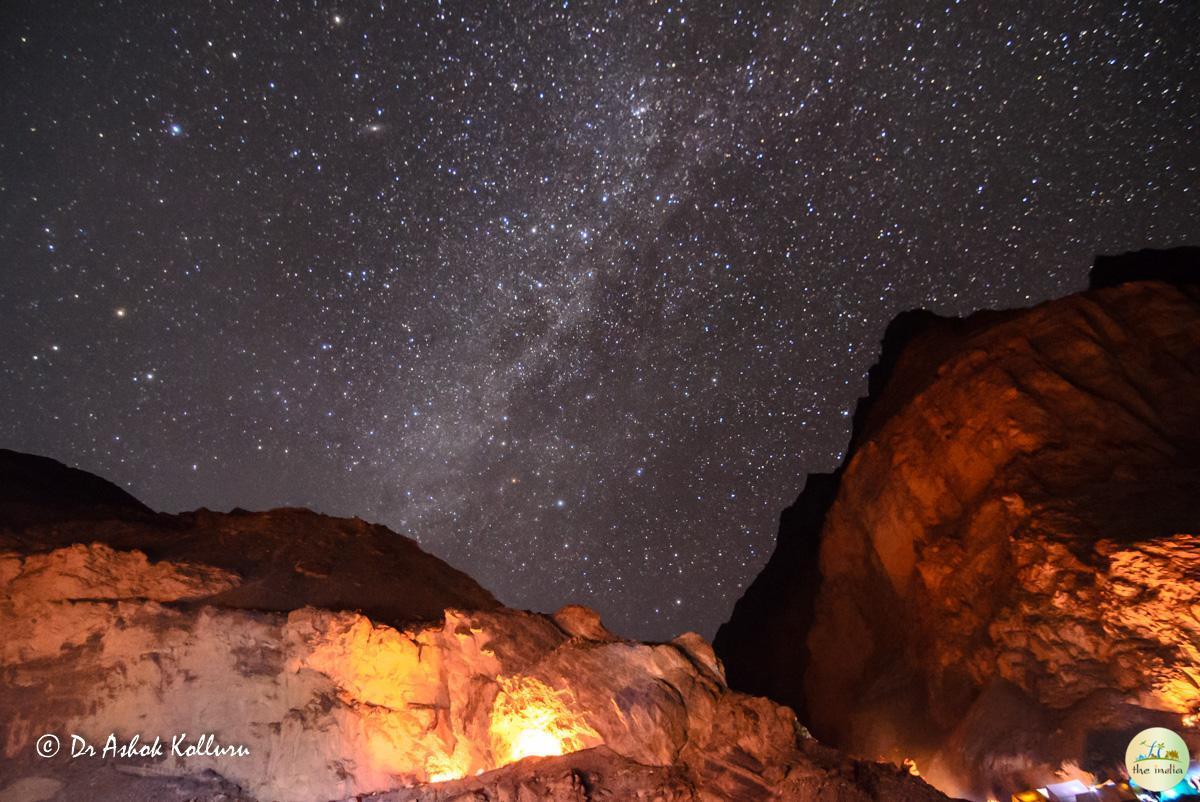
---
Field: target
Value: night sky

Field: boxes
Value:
[2,1,1197,640]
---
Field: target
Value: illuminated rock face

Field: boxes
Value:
[0,453,951,801]
[718,265,1200,799]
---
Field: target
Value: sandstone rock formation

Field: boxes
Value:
[0,451,950,801]
[715,249,1200,799]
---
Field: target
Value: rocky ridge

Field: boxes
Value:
[0,450,950,801]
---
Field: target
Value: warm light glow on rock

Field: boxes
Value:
[296,610,489,786]
[426,757,469,784]
[511,728,564,760]
[489,676,600,766]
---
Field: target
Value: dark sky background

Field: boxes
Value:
[1,0,1196,640]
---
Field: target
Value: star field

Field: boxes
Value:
[1,0,1197,640]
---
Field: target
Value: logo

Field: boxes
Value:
[35,733,60,758]
[1125,727,1190,792]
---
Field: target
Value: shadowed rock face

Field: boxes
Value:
[0,451,952,801]
[711,471,835,725]
[0,449,154,528]
[716,249,1200,799]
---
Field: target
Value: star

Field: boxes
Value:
[1,0,1195,643]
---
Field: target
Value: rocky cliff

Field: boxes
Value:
[715,248,1200,799]
[0,450,950,801]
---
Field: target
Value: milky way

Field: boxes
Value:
[2,1,1197,639]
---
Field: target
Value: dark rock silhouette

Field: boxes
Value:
[712,471,833,724]
[1089,245,1200,289]
[0,448,154,528]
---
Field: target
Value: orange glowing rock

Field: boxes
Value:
[0,449,957,802]
[488,675,601,765]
